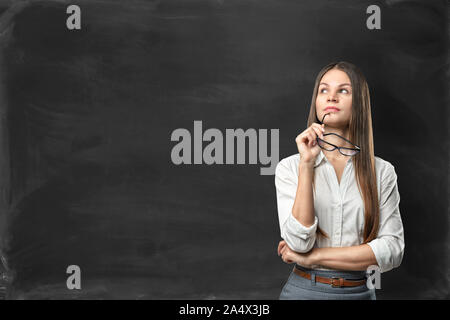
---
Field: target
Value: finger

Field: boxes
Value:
[286,255,293,264]
[284,252,294,264]
[311,125,323,138]
[295,133,303,144]
[310,128,322,141]
[313,123,325,133]
[278,241,285,255]
[306,132,315,147]
[311,125,324,139]
[279,241,286,253]
[300,135,310,148]
[313,123,326,137]
[300,132,309,144]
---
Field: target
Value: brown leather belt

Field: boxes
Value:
[293,266,366,288]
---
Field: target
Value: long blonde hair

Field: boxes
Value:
[307,61,380,244]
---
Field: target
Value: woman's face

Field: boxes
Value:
[315,69,353,128]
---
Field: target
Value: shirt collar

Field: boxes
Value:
[314,149,327,168]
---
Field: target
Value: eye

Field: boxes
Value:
[319,88,350,94]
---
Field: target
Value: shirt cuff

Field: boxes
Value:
[286,214,318,240]
[367,238,391,274]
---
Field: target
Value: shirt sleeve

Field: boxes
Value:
[367,164,405,273]
[274,159,318,253]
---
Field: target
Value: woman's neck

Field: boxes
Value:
[322,150,351,162]
[323,126,351,145]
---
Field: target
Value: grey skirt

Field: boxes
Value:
[279,264,376,300]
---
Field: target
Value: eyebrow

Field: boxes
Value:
[319,82,351,87]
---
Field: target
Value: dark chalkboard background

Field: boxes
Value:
[0,0,447,299]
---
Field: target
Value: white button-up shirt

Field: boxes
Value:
[275,150,405,273]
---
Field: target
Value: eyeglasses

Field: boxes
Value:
[316,113,361,157]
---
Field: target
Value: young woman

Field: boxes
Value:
[275,61,405,300]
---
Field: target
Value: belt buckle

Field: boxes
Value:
[330,277,343,288]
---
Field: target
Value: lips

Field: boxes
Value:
[325,106,340,112]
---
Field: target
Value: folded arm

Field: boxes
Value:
[310,244,378,271]
[299,164,405,273]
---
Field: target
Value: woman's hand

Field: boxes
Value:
[295,123,325,164]
[277,240,317,268]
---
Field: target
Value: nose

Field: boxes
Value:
[327,94,337,102]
